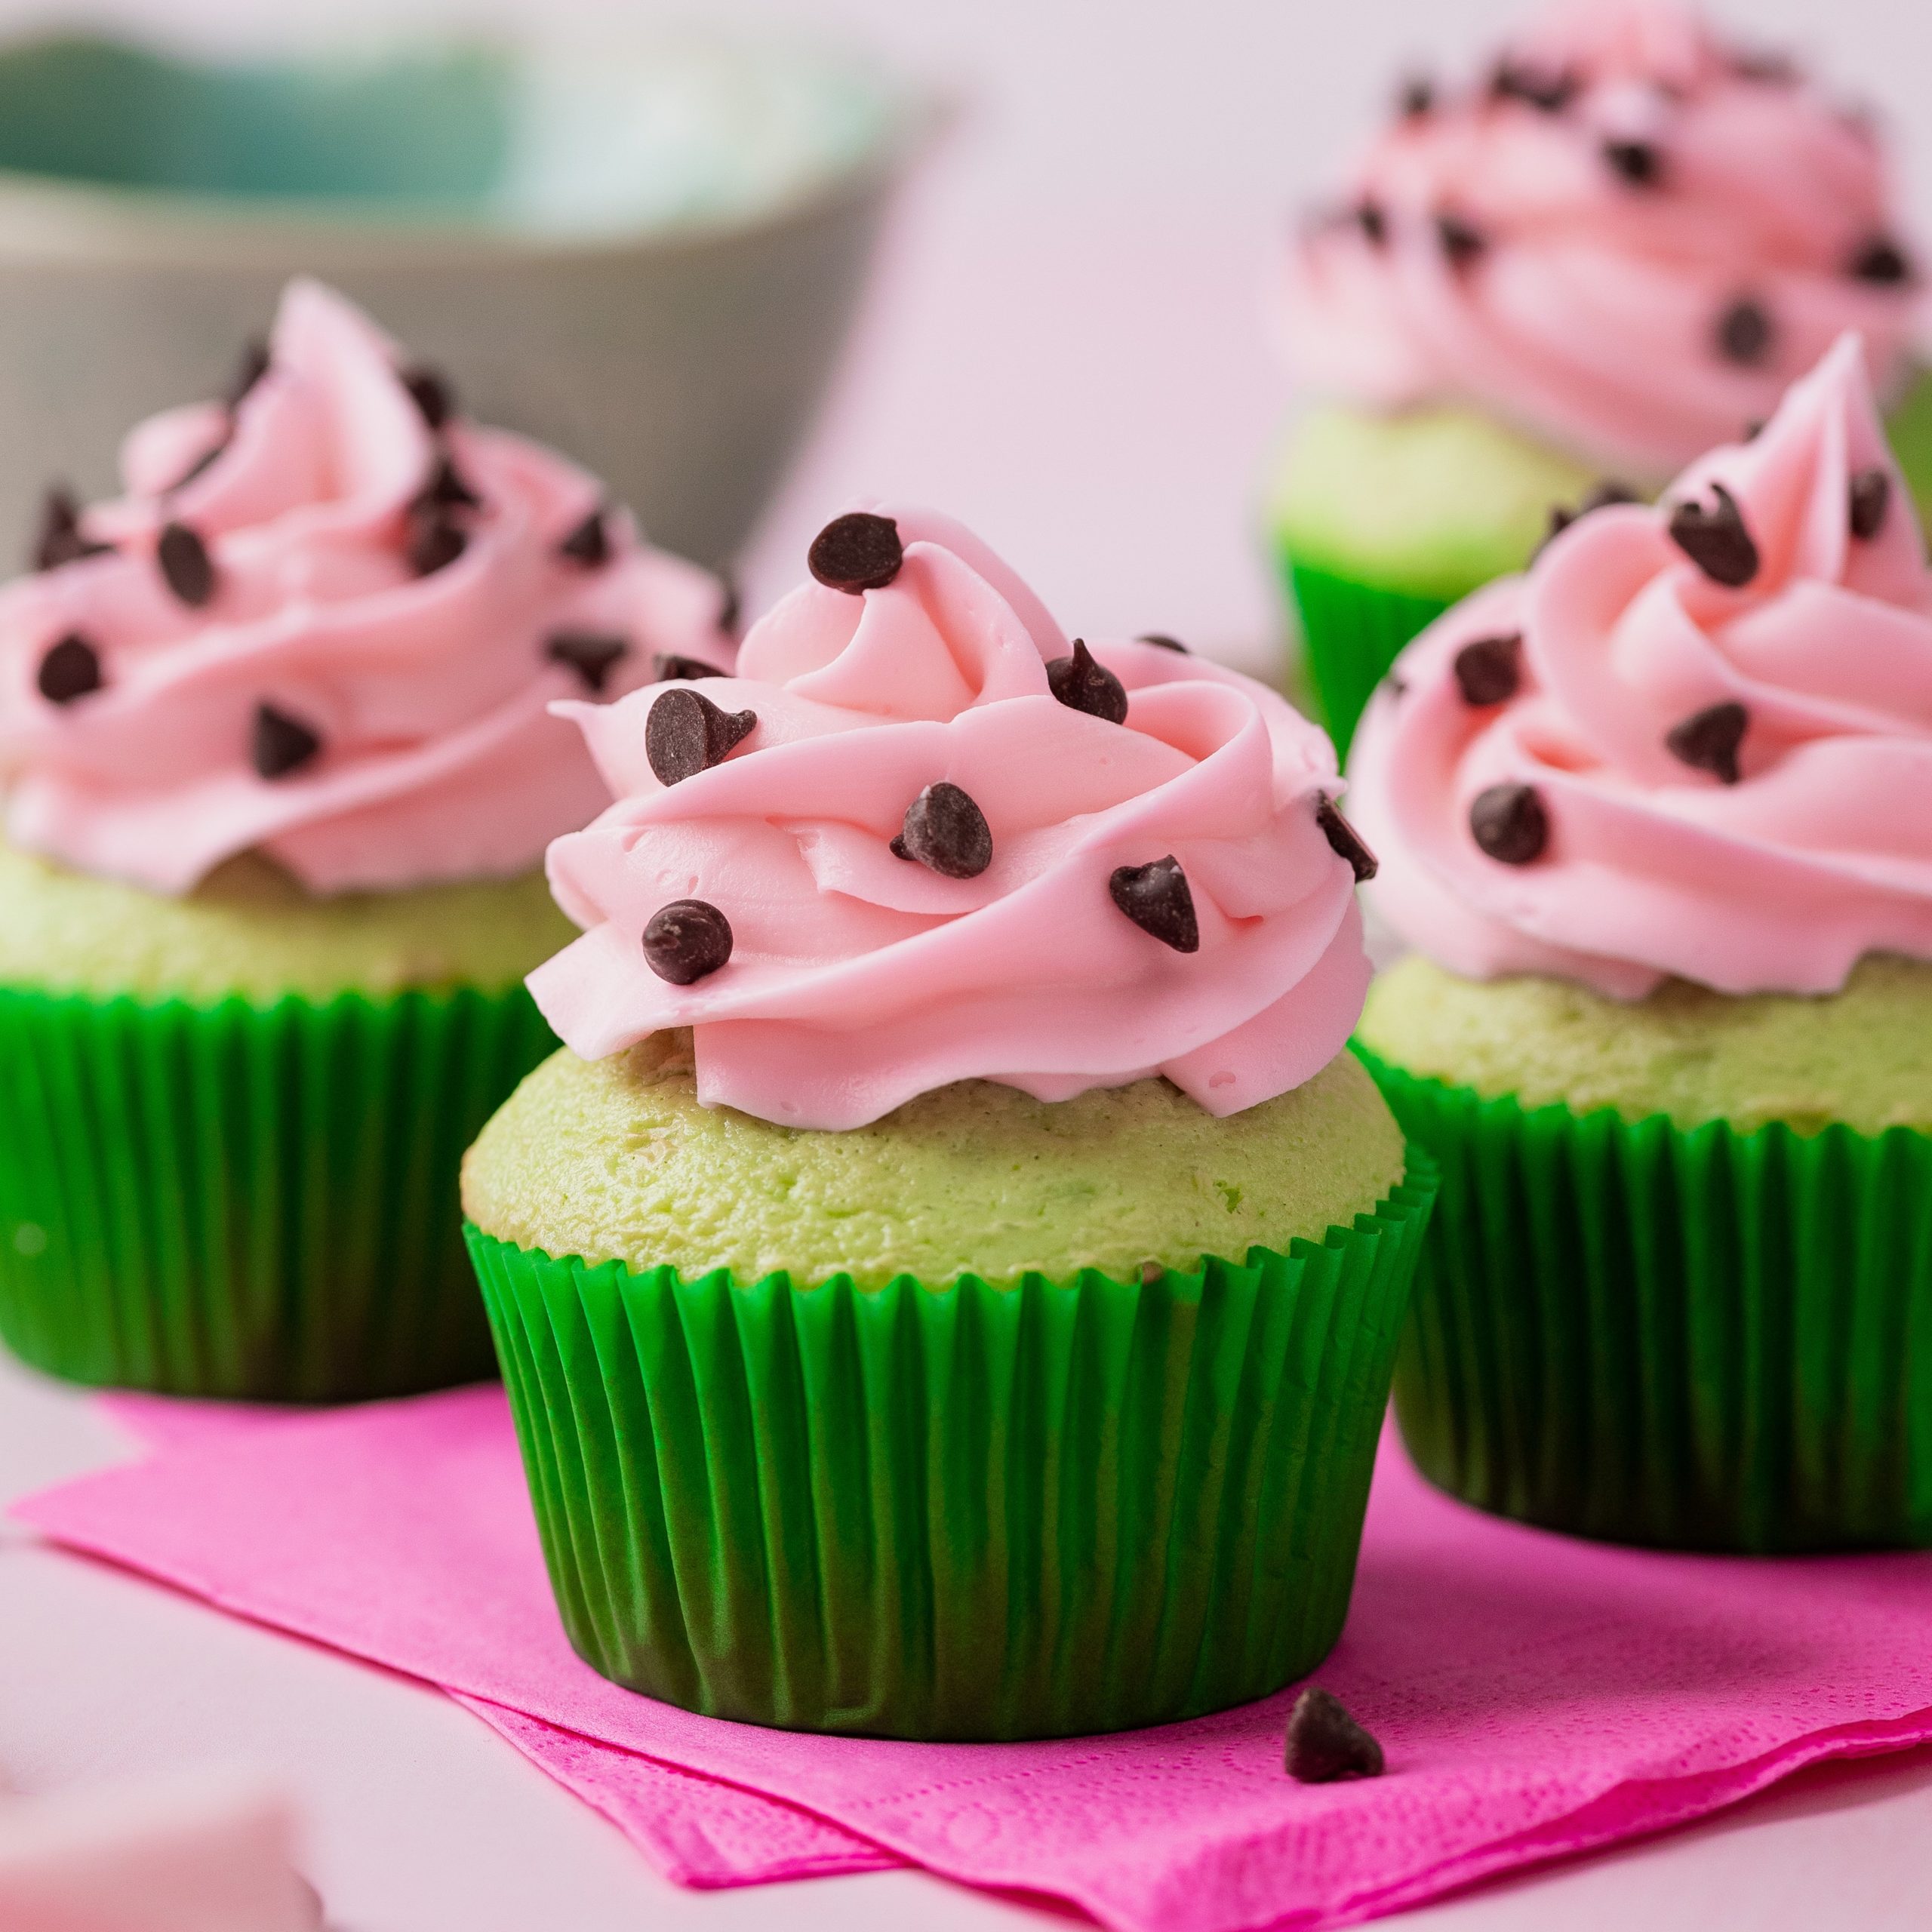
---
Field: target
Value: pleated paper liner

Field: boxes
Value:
[1358,1046,1932,1553]
[467,1156,1437,1743]
[1280,552,1453,762]
[0,983,555,1401]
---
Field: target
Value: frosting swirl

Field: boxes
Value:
[1349,333,1932,998]
[531,506,1372,1129]
[1281,0,1922,476]
[0,278,735,896]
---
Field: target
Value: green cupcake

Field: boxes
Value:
[1343,337,1932,1552]
[1273,10,1931,755]
[0,278,734,1399]
[461,507,1433,1738]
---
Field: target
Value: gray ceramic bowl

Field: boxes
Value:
[0,32,927,571]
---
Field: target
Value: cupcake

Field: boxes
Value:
[461,506,1435,1740]
[1346,333,1932,1552]
[1272,0,1927,757]
[0,278,734,1401]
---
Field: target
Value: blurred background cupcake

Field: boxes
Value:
[1346,334,1932,1552]
[0,276,734,1399]
[1272,0,1928,757]
[463,505,1434,1740]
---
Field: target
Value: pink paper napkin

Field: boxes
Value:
[20,1389,1932,1932]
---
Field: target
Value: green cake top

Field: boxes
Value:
[1266,402,1605,603]
[462,1033,1408,1289]
[0,841,573,1004]
[1358,952,1932,1137]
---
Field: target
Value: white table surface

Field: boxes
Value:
[4,1348,1930,1932]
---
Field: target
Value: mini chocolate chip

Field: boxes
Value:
[1743,417,1767,442]
[37,632,102,704]
[33,487,112,571]
[642,900,733,985]
[717,573,743,635]
[1398,75,1434,117]
[252,703,321,780]
[558,506,612,568]
[1849,235,1912,285]
[1602,138,1663,186]
[808,512,903,593]
[417,451,481,511]
[653,652,726,682]
[1715,297,1774,366]
[1109,856,1200,952]
[1533,503,1575,562]
[226,338,270,410]
[1581,478,1641,512]
[1849,467,1891,540]
[1665,700,1748,784]
[157,521,216,607]
[408,511,467,577]
[1355,198,1388,246]
[401,365,454,429]
[1732,45,1799,85]
[1136,632,1189,653]
[1470,783,1549,864]
[1316,798,1377,881]
[1387,669,1409,698]
[1490,61,1578,112]
[645,686,756,786]
[1284,1687,1385,1784]
[891,781,993,878]
[1453,632,1523,706]
[1435,211,1486,269]
[546,631,630,694]
[168,438,228,492]
[1668,482,1759,587]
[1046,638,1129,724]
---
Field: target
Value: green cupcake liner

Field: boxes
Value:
[466,1156,1436,1742]
[1358,1046,1932,1552]
[1280,555,1453,762]
[0,983,555,1401]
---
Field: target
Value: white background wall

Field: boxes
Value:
[8,0,1930,666]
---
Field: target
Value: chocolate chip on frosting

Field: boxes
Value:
[1668,483,1760,586]
[36,632,102,704]
[891,781,993,878]
[1398,74,1435,118]
[1490,60,1578,113]
[1284,1688,1385,1784]
[1470,783,1549,864]
[808,512,903,593]
[407,510,467,577]
[252,702,321,780]
[1847,235,1912,285]
[1848,467,1892,540]
[546,631,629,694]
[226,337,270,411]
[1453,632,1523,706]
[557,506,613,568]
[1731,45,1799,85]
[1316,798,1377,881]
[1435,211,1487,269]
[1665,700,1748,784]
[157,521,216,607]
[1355,198,1388,246]
[653,652,726,682]
[642,899,733,985]
[1715,297,1774,366]
[417,451,481,512]
[645,686,756,786]
[34,487,113,571]
[1109,856,1200,952]
[400,365,454,429]
[1046,638,1129,723]
[1602,138,1664,187]
[1136,632,1189,653]
[1532,479,1635,562]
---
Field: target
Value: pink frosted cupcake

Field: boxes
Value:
[0,278,734,1400]
[1270,0,1927,755]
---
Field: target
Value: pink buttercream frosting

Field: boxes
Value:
[531,507,1372,1129]
[1348,334,1932,998]
[0,278,734,896]
[1281,0,1923,476]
